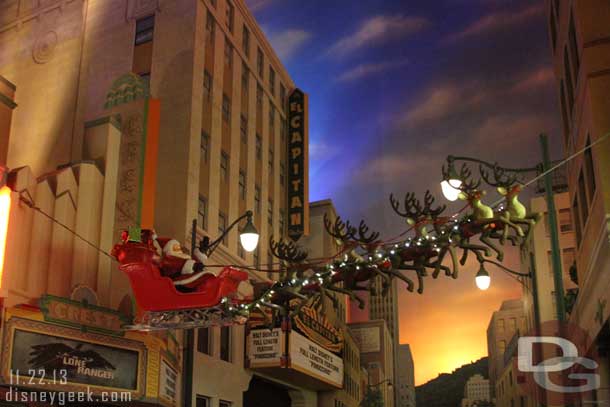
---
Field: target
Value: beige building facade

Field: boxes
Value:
[0,0,304,406]
[460,373,491,407]
[546,0,610,403]
[396,344,415,407]
[349,319,394,407]
[486,299,526,397]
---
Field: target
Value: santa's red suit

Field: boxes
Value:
[152,236,253,300]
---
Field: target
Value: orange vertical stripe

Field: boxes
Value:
[141,99,160,229]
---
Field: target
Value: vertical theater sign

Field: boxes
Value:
[287,88,309,241]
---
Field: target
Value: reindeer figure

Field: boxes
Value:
[447,164,509,262]
[389,190,455,292]
[322,214,389,306]
[480,164,541,245]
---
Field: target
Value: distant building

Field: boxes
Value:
[461,374,491,407]
[397,344,416,407]
[370,274,400,407]
[486,299,526,397]
[350,320,395,407]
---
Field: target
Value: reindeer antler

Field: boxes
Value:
[351,220,381,244]
[458,164,481,191]
[422,190,446,218]
[269,237,308,263]
[480,164,518,188]
[389,192,422,220]
[324,213,356,244]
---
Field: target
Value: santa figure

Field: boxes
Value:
[149,231,253,301]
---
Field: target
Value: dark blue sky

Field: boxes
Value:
[248,0,561,383]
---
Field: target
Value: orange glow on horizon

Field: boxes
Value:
[398,247,523,386]
[0,186,11,295]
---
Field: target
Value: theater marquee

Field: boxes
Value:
[287,88,309,241]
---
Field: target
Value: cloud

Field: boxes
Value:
[401,83,488,126]
[445,4,544,43]
[267,29,311,61]
[510,67,554,94]
[327,15,429,57]
[337,58,409,82]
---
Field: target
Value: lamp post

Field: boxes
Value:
[183,210,259,407]
[197,210,259,256]
[440,134,566,323]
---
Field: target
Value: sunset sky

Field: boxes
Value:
[247,0,561,385]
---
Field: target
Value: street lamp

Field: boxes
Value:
[475,264,491,291]
[198,210,259,256]
[440,159,462,201]
[439,134,566,323]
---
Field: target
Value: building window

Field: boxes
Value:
[280,83,286,107]
[267,252,274,275]
[133,16,155,76]
[226,1,234,32]
[220,326,231,362]
[241,62,249,93]
[222,94,231,122]
[280,119,286,142]
[224,36,233,67]
[240,115,248,144]
[206,11,215,42]
[268,199,273,227]
[268,147,274,170]
[269,66,276,96]
[279,209,285,234]
[257,48,264,77]
[196,395,210,407]
[204,70,213,101]
[253,248,260,267]
[548,5,557,51]
[573,197,582,246]
[280,162,285,186]
[578,171,589,223]
[254,185,261,213]
[269,106,275,129]
[256,84,263,108]
[242,25,250,57]
[559,80,569,146]
[239,170,246,200]
[135,15,155,45]
[558,208,573,233]
[568,13,580,86]
[219,211,227,245]
[564,47,575,114]
[220,151,229,182]
[563,248,576,274]
[198,195,207,229]
[255,134,262,160]
[197,328,211,355]
[200,131,209,163]
[584,137,597,201]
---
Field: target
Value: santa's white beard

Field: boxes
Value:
[236,281,253,300]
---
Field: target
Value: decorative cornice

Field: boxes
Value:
[104,73,149,109]
[85,115,122,131]
[0,92,17,109]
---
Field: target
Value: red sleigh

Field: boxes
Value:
[112,241,249,330]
